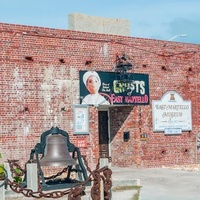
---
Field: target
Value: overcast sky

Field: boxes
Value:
[0,0,200,44]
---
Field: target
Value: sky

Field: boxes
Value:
[0,0,200,44]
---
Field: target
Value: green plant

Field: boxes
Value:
[0,164,4,176]
[13,168,23,183]
[0,153,5,178]
[132,189,140,200]
[112,185,141,191]
[112,185,142,200]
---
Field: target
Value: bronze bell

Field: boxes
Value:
[40,134,76,167]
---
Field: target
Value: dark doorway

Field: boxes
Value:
[98,111,109,158]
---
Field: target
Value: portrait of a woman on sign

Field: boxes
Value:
[81,71,110,106]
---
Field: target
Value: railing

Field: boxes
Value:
[0,159,112,200]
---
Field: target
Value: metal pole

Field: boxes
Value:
[167,34,187,41]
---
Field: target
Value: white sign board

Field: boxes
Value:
[152,91,192,132]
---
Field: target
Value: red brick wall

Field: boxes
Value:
[0,23,200,169]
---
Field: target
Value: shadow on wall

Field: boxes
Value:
[109,106,134,142]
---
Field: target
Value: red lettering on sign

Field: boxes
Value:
[110,94,123,103]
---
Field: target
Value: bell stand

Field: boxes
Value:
[27,126,90,191]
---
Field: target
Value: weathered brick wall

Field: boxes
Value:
[0,22,200,169]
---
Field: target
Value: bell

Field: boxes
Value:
[40,134,76,167]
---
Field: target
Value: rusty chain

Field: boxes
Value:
[8,159,70,181]
[5,157,112,199]
[102,167,112,200]
[68,186,86,200]
[8,159,26,176]
[44,167,69,180]
[90,170,101,200]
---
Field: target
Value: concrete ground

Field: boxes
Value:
[139,168,200,200]
[111,165,200,200]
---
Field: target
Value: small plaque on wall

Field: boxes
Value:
[73,104,89,134]
[164,128,182,135]
[75,138,88,148]
[140,133,148,141]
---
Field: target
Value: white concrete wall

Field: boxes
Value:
[68,13,130,36]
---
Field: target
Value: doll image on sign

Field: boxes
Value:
[81,71,110,105]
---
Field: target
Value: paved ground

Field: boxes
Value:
[139,168,200,200]
[111,165,200,200]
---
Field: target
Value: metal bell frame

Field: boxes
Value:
[29,126,90,191]
[115,53,133,81]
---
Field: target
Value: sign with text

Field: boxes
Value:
[73,105,89,134]
[152,91,192,132]
[75,138,87,148]
[79,70,149,106]
[164,128,182,135]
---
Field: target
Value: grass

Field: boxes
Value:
[112,185,142,200]
[132,188,140,200]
